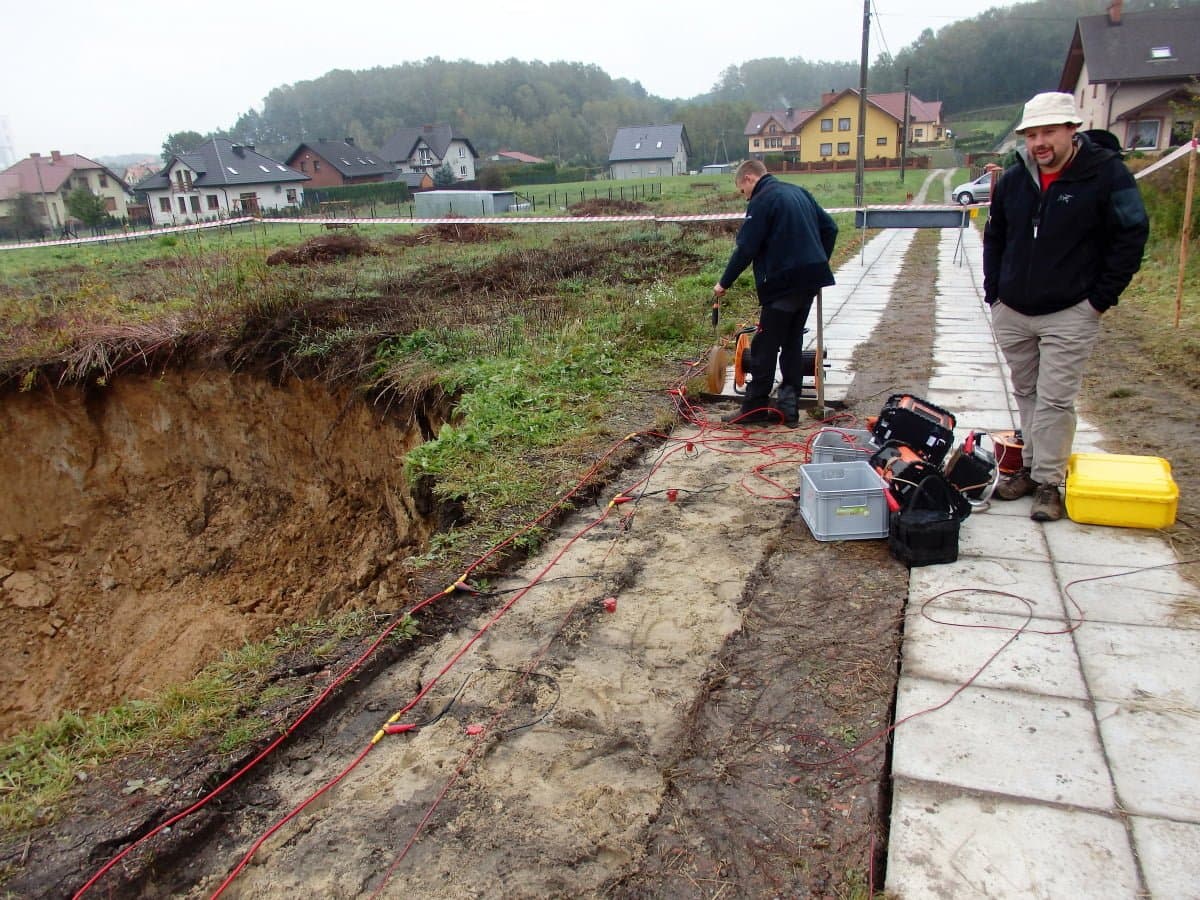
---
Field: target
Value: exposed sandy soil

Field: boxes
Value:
[2,225,1196,898]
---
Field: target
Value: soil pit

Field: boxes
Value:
[0,372,450,738]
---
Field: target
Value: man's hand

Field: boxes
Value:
[712,283,726,298]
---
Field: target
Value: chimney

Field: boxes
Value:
[1108,0,1122,25]
[345,136,355,146]
[50,150,62,163]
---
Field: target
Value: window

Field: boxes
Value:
[876,136,888,146]
[178,197,187,214]
[175,170,185,188]
[820,118,833,132]
[189,196,201,213]
[99,174,108,187]
[207,194,219,210]
[300,161,307,172]
[634,142,641,149]
[460,165,466,175]
[313,160,321,171]
[819,142,833,157]
[838,117,851,131]
[837,142,850,155]
[104,196,117,211]
[1149,46,1173,60]
[656,140,663,148]
[286,189,297,203]
[159,196,171,212]
[1127,119,1160,149]
[226,167,238,175]
[458,146,465,157]
[790,137,797,146]
[259,164,271,173]
[753,139,761,148]
[914,128,925,139]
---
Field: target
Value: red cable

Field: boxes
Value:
[211,500,620,896]
[74,434,642,898]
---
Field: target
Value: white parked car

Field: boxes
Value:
[953,172,994,205]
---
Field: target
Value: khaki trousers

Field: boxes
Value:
[990,300,1100,486]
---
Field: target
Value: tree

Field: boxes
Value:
[432,163,456,186]
[161,130,206,162]
[8,192,42,238]
[65,187,110,229]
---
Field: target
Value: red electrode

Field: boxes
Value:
[666,489,678,502]
[603,597,617,613]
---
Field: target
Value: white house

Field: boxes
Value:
[1059,1,1200,151]
[134,139,308,226]
[607,124,691,179]
[381,124,479,182]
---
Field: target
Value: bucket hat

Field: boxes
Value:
[1015,92,1083,133]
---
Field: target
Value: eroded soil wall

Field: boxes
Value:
[0,371,440,737]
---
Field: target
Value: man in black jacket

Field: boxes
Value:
[713,160,838,426]
[984,91,1149,521]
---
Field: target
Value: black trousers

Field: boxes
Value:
[745,294,816,400]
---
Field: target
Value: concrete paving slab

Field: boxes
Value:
[928,374,1009,392]
[1054,560,1200,628]
[892,678,1115,807]
[923,389,1012,411]
[958,512,1049,561]
[933,362,1009,378]
[1094,699,1200,821]
[901,606,1088,698]
[1075,619,1200,708]
[887,785,1140,899]
[976,497,1034,518]
[1131,817,1200,899]
[910,557,1064,619]
[1043,520,1180,568]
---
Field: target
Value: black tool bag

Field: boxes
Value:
[888,469,969,568]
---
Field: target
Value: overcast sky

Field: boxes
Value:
[1,0,1013,162]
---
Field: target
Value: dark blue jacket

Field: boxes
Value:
[983,132,1149,314]
[719,174,837,304]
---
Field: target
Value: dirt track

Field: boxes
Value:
[4,223,1197,897]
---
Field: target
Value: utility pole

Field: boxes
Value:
[854,0,870,207]
[900,67,911,183]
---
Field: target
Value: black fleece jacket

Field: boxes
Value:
[983,132,1149,315]
[719,174,837,304]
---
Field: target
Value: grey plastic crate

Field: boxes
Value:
[797,461,890,541]
[810,428,878,465]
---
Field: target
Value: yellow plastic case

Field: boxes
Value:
[1065,453,1178,529]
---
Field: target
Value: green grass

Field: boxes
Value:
[0,610,412,833]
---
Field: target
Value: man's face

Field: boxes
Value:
[736,175,755,200]
[1022,124,1078,173]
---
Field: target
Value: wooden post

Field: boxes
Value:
[1175,123,1198,328]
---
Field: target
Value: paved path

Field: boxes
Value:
[811,225,1200,899]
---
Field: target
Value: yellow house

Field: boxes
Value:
[797,90,904,162]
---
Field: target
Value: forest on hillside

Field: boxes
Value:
[167,0,1197,167]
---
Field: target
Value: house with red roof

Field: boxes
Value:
[743,92,943,162]
[0,151,133,231]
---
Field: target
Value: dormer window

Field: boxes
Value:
[1149,46,1173,60]
[634,142,641,149]
[656,141,663,148]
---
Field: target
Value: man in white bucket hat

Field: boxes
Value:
[983,91,1149,521]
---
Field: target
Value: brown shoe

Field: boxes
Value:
[1030,483,1064,522]
[995,467,1038,500]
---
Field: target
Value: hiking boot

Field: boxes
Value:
[1030,483,1065,522]
[775,385,800,428]
[995,467,1038,500]
[721,402,776,425]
